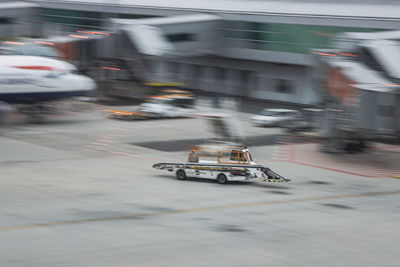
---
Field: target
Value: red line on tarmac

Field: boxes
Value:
[274,158,400,178]
[290,160,380,178]
[273,139,396,178]
[84,145,146,160]
[107,151,141,159]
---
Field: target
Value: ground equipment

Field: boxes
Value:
[153,142,290,184]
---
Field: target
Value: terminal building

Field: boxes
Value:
[11,0,400,109]
[0,1,36,38]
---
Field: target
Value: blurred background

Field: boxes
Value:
[1,0,400,148]
[1,0,400,266]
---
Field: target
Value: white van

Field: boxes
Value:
[250,109,299,127]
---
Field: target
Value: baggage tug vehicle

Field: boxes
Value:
[104,95,195,120]
[153,142,290,184]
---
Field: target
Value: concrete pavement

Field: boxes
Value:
[0,102,399,267]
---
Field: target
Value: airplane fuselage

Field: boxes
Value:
[0,55,96,104]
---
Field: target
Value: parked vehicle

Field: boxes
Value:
[104,95,195,120]
[283,114,313,132]
[283,108,323,133]
[250,109,299,127]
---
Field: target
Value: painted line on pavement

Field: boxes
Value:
[1,189,400,232]
[291,160,383,178]
[0,154,116,166]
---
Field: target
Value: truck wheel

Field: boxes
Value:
[176,169,187,180]
[217,173,227,184]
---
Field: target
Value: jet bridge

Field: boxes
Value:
[314,49,400,152]
[96,14,221,99]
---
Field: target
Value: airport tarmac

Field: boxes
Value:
[1,102,400,267]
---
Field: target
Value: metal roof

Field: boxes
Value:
[29,0,400,19]
[323,57,399,93]
[123,25,175,56]
[112,13,220,26]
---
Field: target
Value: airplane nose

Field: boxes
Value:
[70,75,97,92]
[85,76,97,91]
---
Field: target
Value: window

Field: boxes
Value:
[167,61,175,73]
[171,98,194,108]
[118,14,158,19]
[38,8,156,31]
[143,59,153,74]
[167,33,195,42]
[377,105,394,117]
[1,45,59,59]
[359,48,385,73]
[218,151,244,164]
[188,150,217,163]
[169,62,181,82]
[240,70,252,93]
[0,18,12,24]
[222,21,387,54]
[170,62,180,74]
[0,49,16,55]
[276,79,293,94]
[188,154,199,163]
[215,67,226,82]
[193,65,203,79]
[230,151,246,162]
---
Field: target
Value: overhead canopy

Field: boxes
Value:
[112,13,220,27]
[29,0,400,20]
[0,1,37,10]
[123,25,175,56]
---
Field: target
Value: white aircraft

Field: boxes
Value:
[0,55,96,103]
[0,54,96,120]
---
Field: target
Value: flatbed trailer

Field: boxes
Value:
[153,143,290,184]
[153,162,290,183]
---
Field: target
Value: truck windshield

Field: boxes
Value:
[230,151,246,162]
[247,152,253,162]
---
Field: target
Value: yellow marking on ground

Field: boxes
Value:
[143,82,184,87]
[1,190,400,232]
[103,109,144,115]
